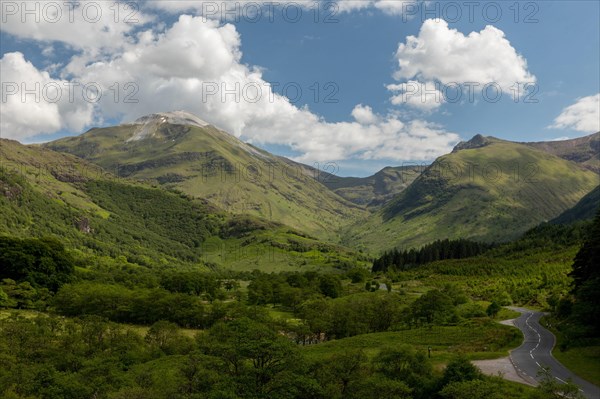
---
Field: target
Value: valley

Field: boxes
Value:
[1,116,599,399]
[2,2,599,397]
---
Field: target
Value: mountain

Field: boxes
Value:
[314,166,422,208]
[551,185,600,224]
[45,112,364,240]
[346,135,600,252]
[0,139,366,272]
[523,132,600,173]
[326,133,599,210]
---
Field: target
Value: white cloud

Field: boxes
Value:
[0,52,93,140]
[393,19,536,89]
[373,1,419,15]
[351,104,379,124]
[550,94,600,133]
[358,120,459,161]
[131,16,241,80]
[387,80,444,110]
[335,0,373,13]
[0,2,153,51]
[146,0,421,17]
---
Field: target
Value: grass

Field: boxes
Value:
[302,320,522,366]
[489,378,539,397]
[0,309,200,339]
[540,316,600,386]
[122,323,200,339]
[266,305,301,325]
[497,307,522,320]
[202,228,369,272]
[552,346,600,386]
[0,309,45,320]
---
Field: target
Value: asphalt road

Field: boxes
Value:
[508,307,600,399]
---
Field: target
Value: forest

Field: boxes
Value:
[372,238,492,272]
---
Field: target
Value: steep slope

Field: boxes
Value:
[551,185,600,224]
[0,138,215,267]
[523,132,600,173]
[0,139,366,272]
[346,135,600,252]
[46,112,364,240]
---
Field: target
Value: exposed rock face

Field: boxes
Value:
[0,172,23,200]
[522,132,600,173]
[133,111,210,128]
[76,217,92,234]
[50,169,88,183]
[1,183,22,200]
[452,134,494,152]
[126,111,210,142]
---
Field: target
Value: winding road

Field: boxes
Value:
[508,307,599,399]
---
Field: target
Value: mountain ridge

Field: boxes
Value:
[551,185,600,224]
[45,116,365,240]
[521,132,600,173]
[346,136,599,251]
[0,138,367,271]
[40,112,600,252]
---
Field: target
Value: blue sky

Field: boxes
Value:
[1,1,599,176]
[237,1,599,137]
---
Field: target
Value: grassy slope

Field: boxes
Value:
[551,185,600,224]
[398,245,578,308]
[302,320,522,364]
[346,137,599,252]
[524,132,600,173]
[0,139,367,272]
[46,123,365,241]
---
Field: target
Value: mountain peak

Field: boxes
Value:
[125,111,210,142]
[133,111,209,128]
[452,134,495,152]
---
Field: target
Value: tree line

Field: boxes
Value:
[372,239,492,272]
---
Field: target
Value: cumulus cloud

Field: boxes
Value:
[0,52,93,140]
[550,94,600,133]
[351,105,379,124]
[393,19,535,89]
[1,13,460,162]
[0,1,153,51]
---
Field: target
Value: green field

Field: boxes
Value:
[302,320,522,364]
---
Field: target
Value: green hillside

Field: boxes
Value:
[45,112,364,240]
[0,139,366,272]
[551,185,600,224]
[346,135,599,252]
